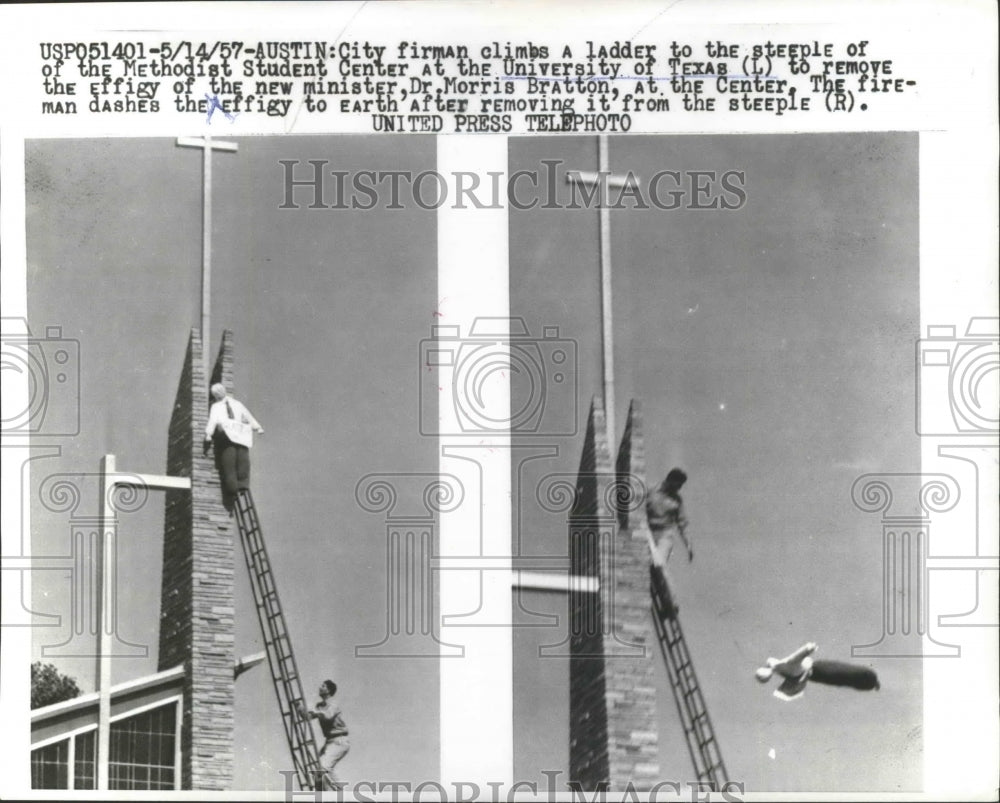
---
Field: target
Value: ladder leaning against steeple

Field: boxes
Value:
[233,489,323,791]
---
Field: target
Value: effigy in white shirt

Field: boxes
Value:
[205,396,263,448]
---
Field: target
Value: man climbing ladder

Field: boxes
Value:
[645,468,729,789]
[297,680,350,790]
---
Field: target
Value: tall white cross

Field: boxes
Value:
[508,139,638,640]
[565,136,635,444]
[176,135,238,377]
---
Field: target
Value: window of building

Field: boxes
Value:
[74,729,97,790]
[31,700,177,790]
[30,738,68,789]
[109,703,177,790]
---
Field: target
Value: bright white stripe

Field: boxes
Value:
[438,135,512,787]
[0,122,31,797]
[921,126,1000,797]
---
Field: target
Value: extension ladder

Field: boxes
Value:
[234,489,323,790]
[650,565,730,790]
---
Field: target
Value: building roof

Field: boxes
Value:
[31,665,184,745]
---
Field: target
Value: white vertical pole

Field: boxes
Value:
[597,135,616,444]
[96,454,115,791]
[437,135,513,787]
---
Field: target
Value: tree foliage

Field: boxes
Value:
[31,661,81,709]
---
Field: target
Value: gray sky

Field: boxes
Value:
[26,135,439,789]
[24,131,923,794]
[509,133,922,792]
